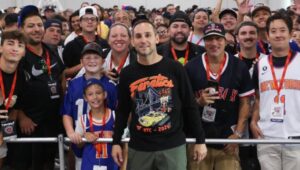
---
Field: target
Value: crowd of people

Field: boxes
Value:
[0,0,299,170]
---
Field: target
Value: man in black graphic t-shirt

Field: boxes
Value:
[112,20,207,170]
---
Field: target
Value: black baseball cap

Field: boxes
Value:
[203,23,225,39]
[81,42,104,58]
[219,8,237,19]
[44,19,62,30]
[169,11,192,27]
[251,5,271,18]
[18,5,39,27]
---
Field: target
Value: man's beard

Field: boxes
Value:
[171,33,188,45]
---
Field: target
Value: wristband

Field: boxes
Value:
[234,130,243,138]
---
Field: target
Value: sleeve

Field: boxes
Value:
[75,115,85,136]
[60,81,74,116]
[178,63,205,144]
[112,70,131,145]
[62,41,75,68]
[252,63,259,90]
[106,82,118,110]
[238,61,255,97]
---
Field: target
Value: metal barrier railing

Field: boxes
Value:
[4,135,300,170]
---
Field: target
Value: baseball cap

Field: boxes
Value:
[79,6,98,18]
[44,5,56,12]
[18,5,39,27]
[251,3,271,18]
[203,23,226,39]
[44,19,62,30]
[84,78,106,93]
[169,11,192,27]
[81,42,104,58]
[219,8,237,19]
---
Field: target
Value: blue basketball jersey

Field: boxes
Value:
[80,109,118,170]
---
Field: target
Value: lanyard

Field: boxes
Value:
[88,109,107,158]
[27,46,51,76]
[82,35,96,44]
[238,52,259,60]
[268,50,292,98]
[189,33,203,45]
[171,45,189,65]
[258,40,267,54]
[205,54,226,82]
[0,70,17,110]
[110,52,129,73]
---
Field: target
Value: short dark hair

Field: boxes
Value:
[132,19,157,35]
[266,9,293,34]
[21,13,43,28]
[1,30,26,45]
[235,21,259,35]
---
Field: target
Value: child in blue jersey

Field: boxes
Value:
[76,78,118,170]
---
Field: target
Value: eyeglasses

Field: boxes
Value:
[157,30,167,35]
[81,17,98,22]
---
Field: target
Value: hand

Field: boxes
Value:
[18,115,37,135]
[67,132,82,144]
[84,132,98,143]
[105,70,118,82]
[236,0,252,15]
[192,144,207,163]
[250,121,263,139]
[224,134,239,154]
[112,145,124,167]
[196,88,220,107]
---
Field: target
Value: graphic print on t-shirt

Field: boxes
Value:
[130,74,173,132]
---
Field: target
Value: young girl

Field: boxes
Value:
[76,78,118,170]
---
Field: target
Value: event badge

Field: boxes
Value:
[93,165,107,170]
[48,80,59,99]
[0,110,17,140]
[202,106,216,122]
[270,103,284,122]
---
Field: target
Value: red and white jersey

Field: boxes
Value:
[258,52,300,138]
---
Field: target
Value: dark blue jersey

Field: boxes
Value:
[185,53,254,145]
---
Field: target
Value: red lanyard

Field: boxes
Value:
[189,33,203,45]
[27,46,51,76]
[0,70,17,110]
[269,50,292,97]
[110,52,129,73]
[205,54,226,82]
[88,109,107,158]
[238,52,260,60]
[82,35,95,44]
[258,40,267,54]
[171,45,189,65]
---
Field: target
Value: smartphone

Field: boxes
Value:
[207,80,219,95]
[111,68,119,79]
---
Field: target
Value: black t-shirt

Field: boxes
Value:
[113,57,205,151]
[20,44,65,124]
[0,67,25,112]
[241,57,256,70]
[63,35,109,68]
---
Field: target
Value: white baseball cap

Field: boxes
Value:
[79,6,98,18]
